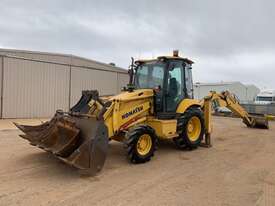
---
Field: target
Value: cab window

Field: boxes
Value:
[185,64,193,98]
[135,62,165,89]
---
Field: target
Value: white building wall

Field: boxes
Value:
[245,85,260,103]
[194,82,259,102]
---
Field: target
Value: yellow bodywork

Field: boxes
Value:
[176,99,201,114]
[93,89,201,141]
[147,118,177,139]
[86,88,268,145]
[103,89,154,138]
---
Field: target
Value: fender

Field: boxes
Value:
[176,99,201,114]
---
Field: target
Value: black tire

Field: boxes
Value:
[174,107,205,149]
[125,125,157,163]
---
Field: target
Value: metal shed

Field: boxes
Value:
[0,48,129,118]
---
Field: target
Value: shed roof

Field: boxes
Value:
[0,48,127,74]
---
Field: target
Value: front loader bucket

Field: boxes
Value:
[14,112,109,176]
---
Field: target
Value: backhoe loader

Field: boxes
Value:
[15,51,269,175]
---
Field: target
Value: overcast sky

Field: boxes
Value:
[0,0,274,89]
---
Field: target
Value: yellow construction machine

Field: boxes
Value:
[15,51,269,175]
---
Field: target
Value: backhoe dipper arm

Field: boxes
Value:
[202,91,269,146]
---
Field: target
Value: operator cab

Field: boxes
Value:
[132,51,194,118]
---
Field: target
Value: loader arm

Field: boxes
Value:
[202,91,269,146]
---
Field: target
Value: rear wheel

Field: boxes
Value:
[174,107,205,149]
[125,125,157,163]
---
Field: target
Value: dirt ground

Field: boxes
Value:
[0,117,275,206]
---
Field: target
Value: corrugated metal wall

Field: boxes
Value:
[0,49,129,118]
[0,57,3,118]
[2,57,70,118]
[70,67,118,107]
[118,73,130,92]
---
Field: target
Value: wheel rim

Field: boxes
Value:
[136,134,152,156]
[187,116,201,142]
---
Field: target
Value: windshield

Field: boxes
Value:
[134,62,165,89]
[256,96,273,102]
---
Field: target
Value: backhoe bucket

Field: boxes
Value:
[248,115,269,129]
[14,112,109,176]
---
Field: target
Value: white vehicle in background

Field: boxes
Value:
[255,90,275,104]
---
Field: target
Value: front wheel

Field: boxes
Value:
[125,125,157,163]
[174,107,205,149]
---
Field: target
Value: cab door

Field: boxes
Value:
[165,61,185,112]
[184,64,194,99]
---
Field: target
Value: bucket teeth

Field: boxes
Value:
[14,118,57,143]
[14,121,50,133]
[17,118,58,145]
[14,112,108,176]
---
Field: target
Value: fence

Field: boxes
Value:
[241,103,275,115]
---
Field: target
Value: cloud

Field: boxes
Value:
[0,0,274,88]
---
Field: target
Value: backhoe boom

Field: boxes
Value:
[202,91,269,146]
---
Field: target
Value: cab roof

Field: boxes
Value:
[135,55,194,65]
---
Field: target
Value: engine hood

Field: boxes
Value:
[110,89,154,102]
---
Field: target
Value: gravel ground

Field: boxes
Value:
[0,116,274,206]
